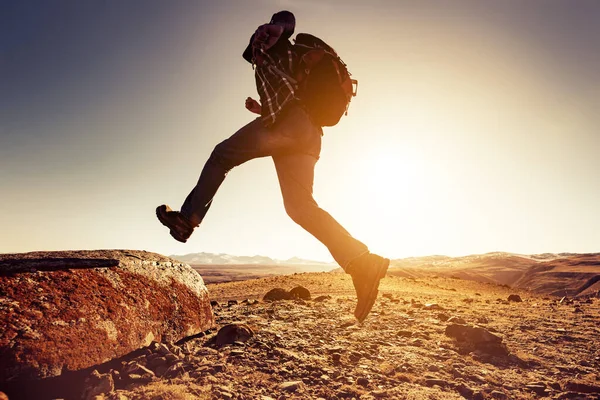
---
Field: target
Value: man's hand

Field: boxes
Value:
[245,97,262,115]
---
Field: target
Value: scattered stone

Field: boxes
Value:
[279,381,302,392]
[447,316,467,324]
[445,324,508,356]
[313,295,331,302]
[216,323,254,347]
[156,343,171,356]
[82,370,114,400]
[263,288,293,301]
[425,378,448,387]
[397,330,412,338]
[146,356,167,370]
[163,362,186,379]
[490,390,509,399]
[507,294,523,302]
[437,313,450,321]
[371,389,389,398]
[425,303,443,310]
[228,300,239,306]
[525,384,547,395]
[289,285,311,300]
[456,383,475,398]
[356,377,369,386]
[564,382,600,394]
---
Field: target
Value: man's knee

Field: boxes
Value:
[284,200,317,226]
[209,141,236,172]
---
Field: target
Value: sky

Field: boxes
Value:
[1,0,599,262]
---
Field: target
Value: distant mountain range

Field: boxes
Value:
[170,252,333,266]
[172,251,600,296]
[388,252,600,298]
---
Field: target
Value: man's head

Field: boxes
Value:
[270,10,295,39]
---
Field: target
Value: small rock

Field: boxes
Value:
[425,378,448,387]
[210,300,220,307]
[525,385,547,395]
[564,382,600,394]
[122,362,154,377]
[425,303,443,310]
[313,295,331,302]
[156,343,171,356]
[371,390,389,398]
[229,349,244,357]
[146,356,167,370]
[211,363,226,373]
[279,381,302,392]
[163,362,185,379]
[82,370,114,400]
[437,313,450,321]
[356,377,369,386]
[456,383,475,399]
[289,285,311,300]
[507,294,522,302]
[228,299,238,306]
[165,353,179,364]
[397,330,412,338]
[447,316,466,324]
[215,323,254,347]
[445,324,508,356]
[154,364,169,377]
[263,288,292,301]
[490,390,509,399]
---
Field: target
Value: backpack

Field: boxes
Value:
[292,34,358,127]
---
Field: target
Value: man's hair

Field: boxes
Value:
[270,10,295,39]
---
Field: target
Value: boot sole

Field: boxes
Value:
[156,205,189,243]
[354,257,390,322]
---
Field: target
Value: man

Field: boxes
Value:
[156,11,389,322]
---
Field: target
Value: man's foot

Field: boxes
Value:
[155,205,195,243]
[348,252,390,323]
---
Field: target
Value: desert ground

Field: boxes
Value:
[76,272,599,400]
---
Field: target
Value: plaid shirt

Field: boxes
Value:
[244,32,299,127]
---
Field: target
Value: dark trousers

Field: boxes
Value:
[180,105,368,269]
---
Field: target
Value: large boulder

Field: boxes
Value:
[0,250,214,383]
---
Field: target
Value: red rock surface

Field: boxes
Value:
[0,250,214,382]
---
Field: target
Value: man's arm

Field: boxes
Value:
[243,24,285,65]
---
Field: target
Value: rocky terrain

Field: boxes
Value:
[2,252,599,400]
[3,271,597,399]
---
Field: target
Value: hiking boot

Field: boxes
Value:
[155,204,195,243]
[348,252,390,323]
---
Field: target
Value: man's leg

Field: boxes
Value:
[179,115,301,226]
[273,153,390,322]
[272,153,368,269]
[176,105,320,231]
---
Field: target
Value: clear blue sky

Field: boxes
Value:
[1,1,599,261]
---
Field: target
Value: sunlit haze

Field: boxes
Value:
[1,1,599,261]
